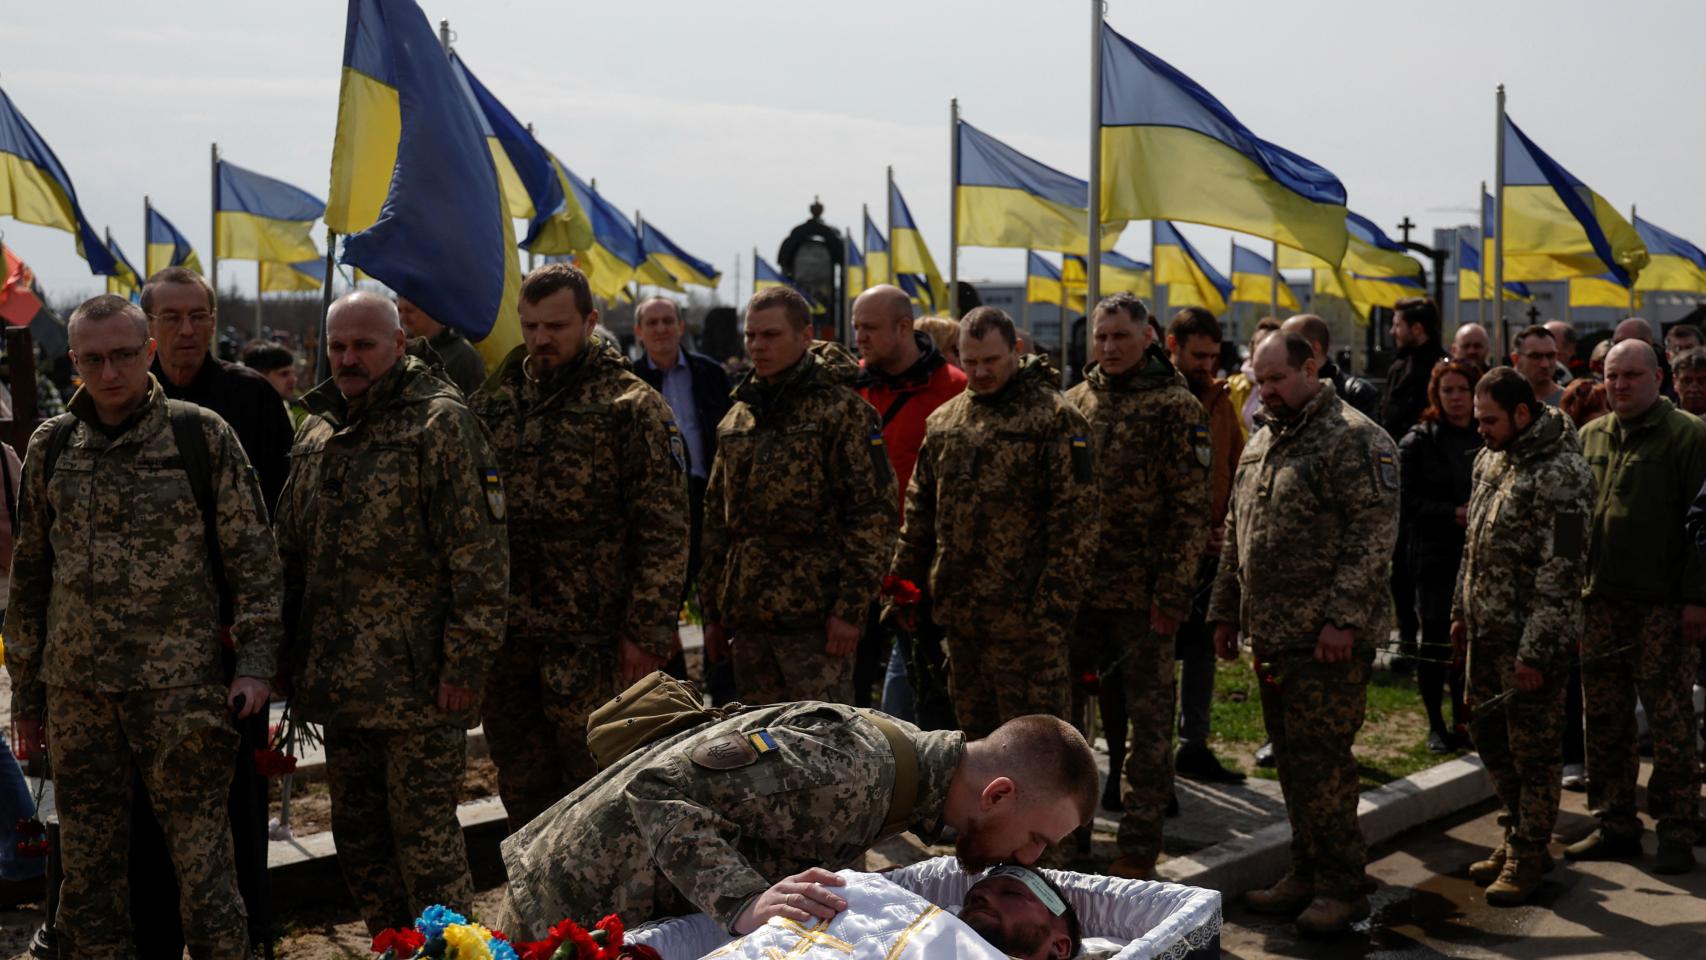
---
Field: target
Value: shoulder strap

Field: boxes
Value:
[861,710,920,839]
[41,416,77,488]
[167,400,227,604]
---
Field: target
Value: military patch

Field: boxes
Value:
[482,467,505,521]
[1553,510,1586,559]
[1190,423,1212,468]
[1070,435,1092,483]
[665,420,687,474]
[868,431,893,481]
[1375,450,1397,490]
[689,733,760,770]
[748,729,779,754]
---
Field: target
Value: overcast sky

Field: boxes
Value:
[5,0,1702,305]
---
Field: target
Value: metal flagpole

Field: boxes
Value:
[316,227,336,382]
[1021,248,1032,332]
[1269,239,1280,320]
[752,247,759,297]
[255,262,263,337]
[210,142,220,313]
[1493,84,1508,356]
[1085,0,1105,387]
[1628,203,1638,316]
[886,166,897,285]
[143,195,151,278]
[1478,180,1488,331]
[948,97,960,320]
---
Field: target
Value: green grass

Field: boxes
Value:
[1204,654,1465,793]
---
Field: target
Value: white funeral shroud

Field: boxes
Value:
[627,857,1223,960]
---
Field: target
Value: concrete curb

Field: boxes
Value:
[1155,754,1495,898]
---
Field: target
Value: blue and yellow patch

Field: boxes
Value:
[1070,435,1092,482]
[482,467,505,520]
[665,420,687,473]
[748,729,778,754]
[1190,423,1212,468]
[1375,450,1397,490]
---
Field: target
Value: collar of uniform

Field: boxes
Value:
[1613,396,1674,438]
[302,355,419,426]
[908,729,967,843]
[1269,380,1338,437]
[68,374,167,445]
[428,326,466,351]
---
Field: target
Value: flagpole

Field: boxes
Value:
[255,262,263,337]
[948,97,960,320]
[752,247,759,297]
[1493,84,1507,357]
[886,165,897,285]
[1269,239,1280,320]
[1628,203,1638,316]
[844,226,857,348]
[143,195,151,279]
[1085,0,1105,377]
[210,142,220,315]
[1478,180,1488,331]
[1021,248,1032,333]
[1151,218,1162,322]
[316,227,336,383]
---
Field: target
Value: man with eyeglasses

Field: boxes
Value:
[1510,325,1565,407]
[5,294,283,959]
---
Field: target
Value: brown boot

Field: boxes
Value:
[1243,873,1314,915]
[1467,843,1508,886]
[1294,895,1371,935]
[1485,849,1545,905]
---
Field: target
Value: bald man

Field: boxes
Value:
[1612,316,1656,346]
[1451,323,1491,369]
[276,291,509,930]
[1280,314,1379,419]
[1571,340,1706,874]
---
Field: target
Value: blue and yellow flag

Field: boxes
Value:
[1230,244,1300,311]
[1458,237,1531,302]
[260,258,327,294]
[955,119,1121,254]
[146,206,203,276]
[1282,212,1419,280]
[560,164,644,301]
[1569,273,1639,309]
[1099,27,1347,265]
[0,85,117,276]
[104,230,141,301]
[217,160,322,264]
[640,218,720,289]
[1026,252,1069,307]
[897,273,940,313]
[1064,250,1152,300]
[1154,222,1230,315]
[864,211,889,288]
[889,179,948,310]
[326,0,522,368]
[1633,217,1706,296]
[1500,115,1646,283]
[846,235,865,296]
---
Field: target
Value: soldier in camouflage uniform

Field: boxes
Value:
[699,286,897,705]
[275,292,508,932]
[1065,294,1210,880]
[494,707,1098,939]
[1451,368,1593,904]
[471,264,688,833]
[1208,332,1398,935]
[5,295,283,959]
[890,307,1100,739]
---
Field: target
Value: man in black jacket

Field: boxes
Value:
[1281,314,1379,419]
[1380,297,1448,675]
[633,298,733,692]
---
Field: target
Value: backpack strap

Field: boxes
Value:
[40,416,76,490]
[860,709,921,839]
[166,400,227,605]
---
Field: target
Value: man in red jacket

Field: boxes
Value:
[853,285,967,726]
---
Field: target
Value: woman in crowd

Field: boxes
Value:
[1398,360,1483,753]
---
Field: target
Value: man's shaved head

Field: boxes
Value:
[1613,316,1655,345]
[1604,339,1663,421]
[1607,338,1660,371]
[327,290,403,331]
[854,284,912,322]
[1452,322,1491,366]
[1280,314,1330,361]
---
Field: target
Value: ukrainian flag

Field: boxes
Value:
[104,231,141,301]
[326,0,523,369]
[1500,115,1646,283]
[889,179,948,311]
[1154,222,1230,315]
[1342,272,1425,313]
[1569,273,1639,309]
[0,84,117,276]
[955,119,1122,254]
[1458,237,1531,302]
[753,253,819,308]
[640,217,720,289]
[1633,216,1706,296]
[846,236,865,296]
[146,206,203,276]
[1026,251,1068,307]
[864,211,890,288]
[1230,244,1300,311]
[217,160,323,264]
[1278,211,1420,280]
[1099,26,1348,265]
[560,164,644,301]
[260,258,327,294]
[1064,251,1152,300]
[527,152,596,257]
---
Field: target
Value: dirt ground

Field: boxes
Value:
[269,758,501,839]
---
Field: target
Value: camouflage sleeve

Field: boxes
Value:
[1151,398,1212,620]
[205,417,285,681]
[698,437,729,626]
[1206,479,1242,625]
[1517,457,1594,666]
[3,420,60,722]
[827,397,898,626]
[618,392,691,658]
[1029,404,1101,630]
[1678,426,1706,606]
[1322,430,1401,639]
[623,754,773,930]
[422,403,510,691]
[1450,452,1487,625]
[273,424,313,662]
[889,429,937,591]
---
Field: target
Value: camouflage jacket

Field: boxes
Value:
[471,339,688,655]
[891,356,1100,637]
[498,701,965,938]
[4,378,283,721]
[276,357,509,729]
[1066,350,1210,618]
[700,343,897,631]
[1451,406,1593,666]
[1208,383,1399,654]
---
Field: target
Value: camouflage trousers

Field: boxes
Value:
[323,723,474,934]
[946,628,1070,740]
[732,628,854,706]
[1466,640,1565,849]
[482,634,616,833]
[46,683,247,960]
[1073,611,1176,865]
[1581,599,1703,842]
[1256,647,1371,899]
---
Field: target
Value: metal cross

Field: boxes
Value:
[1397,217,1417,243]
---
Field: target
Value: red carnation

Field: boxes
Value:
[371,928,425,956]
[253,748,299,779]
[1077,671,1101,695]
[881,575,922,606]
